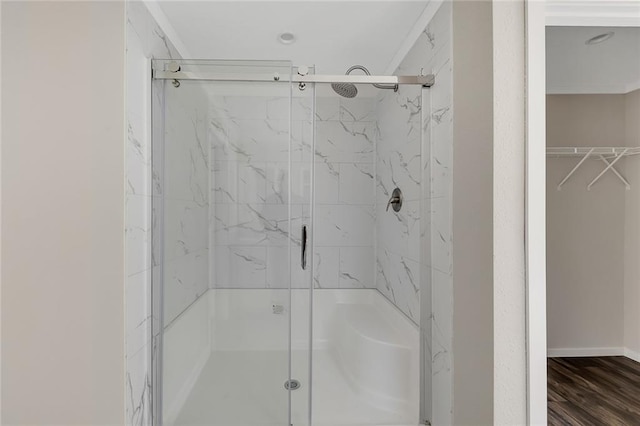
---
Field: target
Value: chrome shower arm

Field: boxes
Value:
[346,65,398,92]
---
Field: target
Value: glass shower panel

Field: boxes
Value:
[309,82,424,425]
[152,60,306,426]
[290,70,315,426]
[151,58,431,426]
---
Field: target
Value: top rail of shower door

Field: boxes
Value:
[152,70,435,87]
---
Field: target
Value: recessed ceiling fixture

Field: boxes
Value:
[278,32,296,45]
[585,32,614,45]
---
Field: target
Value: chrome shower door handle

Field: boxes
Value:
[301,225,307,270]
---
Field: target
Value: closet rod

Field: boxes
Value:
[547,146,640,190]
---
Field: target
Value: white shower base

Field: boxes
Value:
[173,349,413,426]
[164,289,419,426]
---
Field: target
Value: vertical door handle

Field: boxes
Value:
[301,225,307,270]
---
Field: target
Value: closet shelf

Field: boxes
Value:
[546,146,640,191]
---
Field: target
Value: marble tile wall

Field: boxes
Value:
[375,2,452,424]
[209,93,307,289]
[125,2,209,424]
[209,94,377,290]
[160,83,210,325]
[314,97,377,289]
[404,2,455,424]
[425,4,453,423]
[375,85,423,325]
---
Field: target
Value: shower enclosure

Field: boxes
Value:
[151,59,434,426]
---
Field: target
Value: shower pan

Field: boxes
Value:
[151,59,434,426]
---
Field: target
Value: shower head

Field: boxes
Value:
[331,65,398,98]
[331,82,358,98]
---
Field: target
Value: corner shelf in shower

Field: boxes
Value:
[546,146,640,190]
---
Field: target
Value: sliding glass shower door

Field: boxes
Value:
[152,58,435,426]
[152,60,314,426]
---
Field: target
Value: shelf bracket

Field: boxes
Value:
[598,155,631,190]
[557,148,594,190]
[588,148,629,190]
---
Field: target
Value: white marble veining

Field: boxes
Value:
[314,160,340,204]
[161,82,210,323]
[374,2,453,423]
[209,95,305,290]
[126,343,152,426]
[423,3,454,424]
[339,247,375,289]
[163,200,208,263]
[126,269,151,360]
[266,245,308,289]
[419,12,453,424]
[210,94,377,291]
[126,194,152,277]
[340,97,377,122]
[431,267,453,425]
[210,118,302,164]
[163,249,209,324]
[315,121,375,164]
[312,97,377,290]
[162,86,209,201]
[314,97,340,121]
[375,83,423,325]
[376,249,420,324]
[313,247,340,289]
[215,246,267,288]
[314,205,375,248]
[126,2,172,423]
[125,2,211,424]
[339,163,374,205]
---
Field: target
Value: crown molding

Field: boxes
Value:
[546,78,640,94]
[626,78,640,93]
[546,1,640,27]
[547,84,629,94]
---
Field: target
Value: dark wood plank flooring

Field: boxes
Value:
[548,357,640,425]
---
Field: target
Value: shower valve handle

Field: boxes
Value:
[386,188,403,212]
[386,196,401,211]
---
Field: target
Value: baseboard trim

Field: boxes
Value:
[624,348,640,363]
[548,347,640,363]
[547,347,625,358]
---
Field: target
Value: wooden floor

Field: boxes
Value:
[548,357,640,425]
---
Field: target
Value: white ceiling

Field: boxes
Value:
[546,26,640,94]
[157,1,429,75]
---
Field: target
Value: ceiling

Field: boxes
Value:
[157,1,429,75]
[546,26,640,94]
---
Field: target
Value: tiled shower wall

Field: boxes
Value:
[125,2,209,424]
[422,4,453,423]
[209,93,310,289]
[209,93,378,290]
[161,83,209,325]
[375,83,423,325]
[125,3,177,423]
[314,97,377,289]
[385,2,453,423]
[375,2,452,423]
